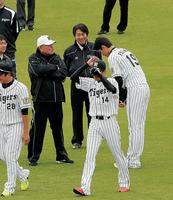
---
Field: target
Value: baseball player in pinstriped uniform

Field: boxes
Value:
[94,37,150,169]
[72,57,130,196]
[0,59,31,196]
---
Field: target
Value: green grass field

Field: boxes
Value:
[0,0,173,199]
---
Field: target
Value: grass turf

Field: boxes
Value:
[0,0,173,199]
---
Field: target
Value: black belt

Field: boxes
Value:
[96,116,110,120]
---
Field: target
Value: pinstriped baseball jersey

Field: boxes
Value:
[108,47,150,168]
[75,76,130,195]
[0,80,31,125]
[76,77,119,116]
[0,79,31,194]
[108,48,148,88]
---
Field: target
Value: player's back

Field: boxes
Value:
[109,48,148,88]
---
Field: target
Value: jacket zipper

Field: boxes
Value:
[53,81,56,102]
[82,51,88,77]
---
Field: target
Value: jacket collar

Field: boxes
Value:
[0,6,5,11]
[74,41,88,51]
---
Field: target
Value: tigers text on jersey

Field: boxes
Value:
[0,80,31,125]
[76,77,119,117]
[108,48,148,88]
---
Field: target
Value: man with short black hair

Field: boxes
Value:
[0,57,31,197]
[64,23,101,149]
[72,57,130,196]
[94,37,150,169]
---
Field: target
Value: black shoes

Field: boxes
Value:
[117,30,125,34]
[28,25,34,31]
[72,143,81,149]
[29,161,38,166]
[97,29,108,35]
[20,25,26,31]
[97,29,125,35]
[20,25,34,31]
[56,157,74,164]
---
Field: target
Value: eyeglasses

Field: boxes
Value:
[0,41,7,46]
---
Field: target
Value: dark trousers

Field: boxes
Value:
[17,0,35,27]
[28,102,68,162]
[101,0,128,32]
[71,82,91,145]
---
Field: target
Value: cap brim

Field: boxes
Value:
[0,69,11,73]
[44,40,56,46]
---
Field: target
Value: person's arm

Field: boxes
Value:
[21,109,30,145]
[11,12,20,40]
[114,76,127,102]
[90,67,117,93]
[48,56,67,81]
[63,49,72,77]
[28,55,57,77]
[70,63,89,82]
[70,56,98,82]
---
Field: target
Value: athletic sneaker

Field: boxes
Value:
[56,157,74,164]
[29,161,38,166]
[97,29,108,35]
[1,190,14,197]
[113,162,118,168]
[28,26,34,31]
[117,30,125,34]
[21,179,29,191]
[72,143,81,149]
[118,187,129,192]
[128,161,141,169]
[73,187,87,196]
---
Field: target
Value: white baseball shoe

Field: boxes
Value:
[113,162,118,168]
[1,190,14,197]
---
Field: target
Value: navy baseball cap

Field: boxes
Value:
[93,60,106,72]
[0,60,13,73]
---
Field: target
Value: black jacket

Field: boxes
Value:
[0,6,20,58]
[63,41,101,77]
[28,49,67,102]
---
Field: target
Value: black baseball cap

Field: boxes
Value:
[0,60,13,74]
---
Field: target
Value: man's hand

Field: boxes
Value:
[86,56,99,67]
[22,133,30,145]
[119,101,126,108]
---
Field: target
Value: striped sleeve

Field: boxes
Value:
[108,52,122,77]
[18,84,31,109]
[75,77,93,92]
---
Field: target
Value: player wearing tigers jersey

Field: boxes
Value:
[0,59,31,196]
[94,37,150,169]
[72,57,130,196]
